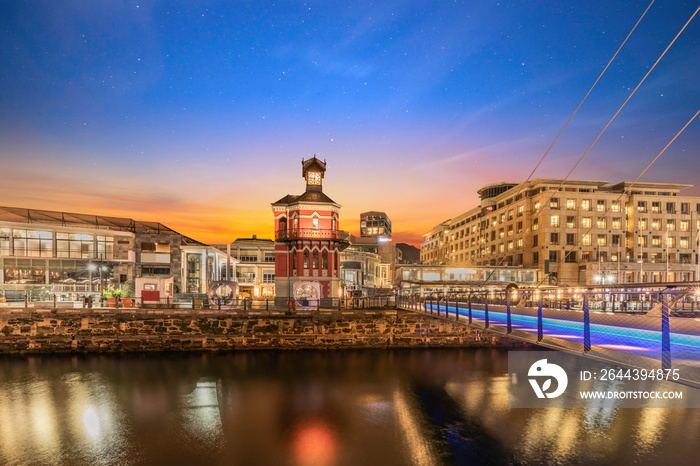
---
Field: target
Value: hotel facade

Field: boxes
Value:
[420,179,700,287]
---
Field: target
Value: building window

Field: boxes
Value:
[666,203,675,214]
[550,215,560,227]
[582,217,591,228]
[313,250,319,269]
[651,219,660,230]
[582,234,591,246]
[303,250,310,269]
[142,266,171,276]
[613,218,622,230]
[612,201,621,212]
[597,200,606,212]
[680,220,689,231]
[508,241,514,250]
[667,236,676,248]
[312,218,319,230]
[566,233,575,246]
[598,218,608,229]
[550,233,559,245]
[680,237,689,248]
[566,199,576,210]
[612,235,621,246]
[549,251,558,262]
[565,251,577,263]
[533,235,539,247]
[636,218,645,230]
[550,198,559,210]
[681,203,690,214]
[566,216,575,228]
[533,218,539,230]
[581,199,591,211]
[637,201,646,213]
[533,252,539,264]
[517,238,523,247]
[651,202,660,213]
[667,220,676,231]
[597,235,607,246]
[322,250,328,269]
[637,236,647,247]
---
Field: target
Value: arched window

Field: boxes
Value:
[313,250,319,269]
[303,250,309,269]
[279,217,287,232]
[292,249,297,271]
[322,250,328,269]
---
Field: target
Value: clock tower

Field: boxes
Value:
[272,156,349,308]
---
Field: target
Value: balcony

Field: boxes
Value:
[275,228,350,242]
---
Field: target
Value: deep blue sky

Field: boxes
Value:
[1,1,699,244]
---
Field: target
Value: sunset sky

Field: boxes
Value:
[2,1,699,245]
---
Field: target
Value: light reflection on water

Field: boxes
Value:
[0,350,698,465]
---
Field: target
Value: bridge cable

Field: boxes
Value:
[475,0,656,286]
[540,107,700,288]
[478,3,699,288]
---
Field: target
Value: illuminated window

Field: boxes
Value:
[582,217,591,228]
[598,234,607,246]
[680,220,689,231]
[636,218,646,230]
[312,218,319,230]
[612,218,622,229]
[667,236,676,248]
[680,237,689,248]
[581,199,591,211]
[582,234,591,246]
[550,215,560,227]
[612,201,621,212]
[598,218,608,229]
[566,199,576,210]
[667,220,676,231]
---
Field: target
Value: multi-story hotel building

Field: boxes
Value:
[420,179,700,286]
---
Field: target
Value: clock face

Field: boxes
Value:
[307,172,321,185]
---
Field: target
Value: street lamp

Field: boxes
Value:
[88,263,97,292]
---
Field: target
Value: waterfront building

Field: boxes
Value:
[212,236,275,298]
[271,157,350,306]
[340,249,381,296]
[0,206,237,301]
[360,211,392,237]
[398,264,538,296]
[420,179,700,286]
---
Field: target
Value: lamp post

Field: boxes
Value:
[88,263,96,293]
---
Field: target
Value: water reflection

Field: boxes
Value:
[0,350,698,465]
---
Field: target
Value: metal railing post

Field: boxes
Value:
[662,292,671,370]
[484,294,489,328]
[506,292,512,334]
[537,293,543,342]
[468,293,472,324]
[583,291,590,352]
[455,300,459,321]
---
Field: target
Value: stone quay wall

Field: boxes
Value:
[0,309,509,354]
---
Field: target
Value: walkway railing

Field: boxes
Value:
[397,287,700,388]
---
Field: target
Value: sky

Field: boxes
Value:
[1,1,699,246]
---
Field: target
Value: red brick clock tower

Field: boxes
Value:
[272,157,349,308]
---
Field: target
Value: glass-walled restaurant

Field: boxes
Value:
[0,225,126,301]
